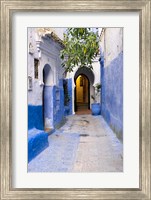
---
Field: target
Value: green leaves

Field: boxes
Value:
[60,28,99,72]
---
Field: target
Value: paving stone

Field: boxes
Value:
[28,115,123,172]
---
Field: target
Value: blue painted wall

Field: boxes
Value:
[67,78,72,115]
[63,78,72,116]
[101,52,123,140]
[53,83,65,128]
[43,81,65,129]
[28,104,48,163]
[28,79,69,131]
[28,105,43,130]
[44,86,53,121]
[28,129,49,162]
[28,80,65,162]
[100,53,104,105]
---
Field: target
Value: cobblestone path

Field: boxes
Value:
[28,115,123,172]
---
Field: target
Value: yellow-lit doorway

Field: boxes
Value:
[75,74,90,112]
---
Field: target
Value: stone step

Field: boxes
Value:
[28,128,49,162]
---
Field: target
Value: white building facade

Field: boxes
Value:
[28,28,65,132]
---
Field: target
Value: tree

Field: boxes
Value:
[60,28,99,72]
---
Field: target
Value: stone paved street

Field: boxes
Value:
[28,115,123,172]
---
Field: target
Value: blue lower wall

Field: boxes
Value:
[67,78,72,115]
[43,82,65,129]
[28,79,66,162]
[28,129,48,162]
[63,78,72,116]
[28,105,48,162]
[44,86,53,120]
[28,105,43,130]
[28,79,68,130]
[101,52,123,140]
[53,84,65,128]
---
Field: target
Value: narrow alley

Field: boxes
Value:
[28,28,123,173]
[28,114,123,172]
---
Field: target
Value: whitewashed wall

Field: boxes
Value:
[104,28,123,67]
[28,28,64,106]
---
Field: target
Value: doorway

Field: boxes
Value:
[75,74,90,113]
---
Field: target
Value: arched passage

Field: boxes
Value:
[74,67,95,113]
[43,64,53,85]
[75,74,90,112]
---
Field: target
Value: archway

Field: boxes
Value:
[43,64,52,85]
[43,64,53,131]
[74,67,95,113]
[75,74,90,112]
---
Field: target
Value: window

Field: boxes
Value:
[28,76,32,90]
[34,58,39,79]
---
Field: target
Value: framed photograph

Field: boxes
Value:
[0,0,150,199]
